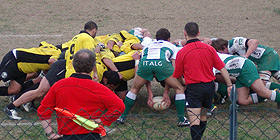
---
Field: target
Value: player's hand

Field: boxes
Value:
[116,41,123,47]
[117,72,123,80]
[47,133,62,140]
[162,94,171,107]
[227,85,233,98]
[140,28,148,33]
[173,39,182,45]
[147,95,154,108]
[132,52,141,60]
[203,38,212,45]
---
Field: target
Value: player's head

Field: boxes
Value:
[72,49,96,74]
[156,28,171,41]
[184,22,199,38]
[101,71,121,90]
[211,38,229,53]
[84,21,98,38]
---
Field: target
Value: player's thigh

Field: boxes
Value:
[131,74,148,94]
[164,76,183,91]
[236,86,251,105]
[250,78,271,98]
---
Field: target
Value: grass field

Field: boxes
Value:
[0,0,280,139]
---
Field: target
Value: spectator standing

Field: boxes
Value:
[37,49,125,140]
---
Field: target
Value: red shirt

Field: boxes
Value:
[37,73,125,135]
[173,39,225,85]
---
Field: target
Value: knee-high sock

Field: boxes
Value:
[120,91,137,119]
[270,90,280,103]
[266,82,280,90]
[217,83,228,98]
[0,86,9,96]
[191,125,201,140]
[200,121,207,137]
[175,94,185,122]
[250,93,266,103]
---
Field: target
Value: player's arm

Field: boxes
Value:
[41,119,62,139]
[162,83,171,107]
[198,37,212,45]
[48,58,57,66]
[220,67,233,97]
[244,39,259,58]
[102,58,123,79]
[131,43,143,50]
[146,81,154,108]
[173,39,186,47]
[141,29,151,38]
[106,40,116,50]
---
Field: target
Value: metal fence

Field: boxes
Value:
[0,89,279,140]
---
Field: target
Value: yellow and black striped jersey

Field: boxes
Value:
[65,31,99,78]
[96,50,139,82]
[15,44,61,74]
[97,30,141,54]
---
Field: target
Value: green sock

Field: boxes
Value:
[217,83,228,98]
[274,90,280,103]
[250,93,266,103]
[121,91,136,119]
[175,94,186,122]
[268,82,280,90]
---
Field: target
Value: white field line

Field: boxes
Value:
[0,122,57,126]
[0,34,62,37]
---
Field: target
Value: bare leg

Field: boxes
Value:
[13,77,50,107]
[8,80,22,95]
[237,86,253,105]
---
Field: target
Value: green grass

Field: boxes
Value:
[0,92,279,139]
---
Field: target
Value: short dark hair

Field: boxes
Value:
[72,49,96,73]
[84,21,98,30]
[155,28,170,41]
[184,22,199,37]
[102,71,120,85]
[211,38,228,51]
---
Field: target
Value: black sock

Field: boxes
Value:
[21,80,34,91]
[0,87,9,96]
[191,125,201,140]
[14,83,39,100]
[7,103,16,110]
[200,121,207,137]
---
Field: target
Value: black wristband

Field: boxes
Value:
[46,132,53,137]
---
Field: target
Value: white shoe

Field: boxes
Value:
[4,107,21,120]
[178,116,190,127]
[22,102,31,112]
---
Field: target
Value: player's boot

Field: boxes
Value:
[115,117,125,125]
[178,116,190,127]
[21,102,31,112]
[4,107,21,120]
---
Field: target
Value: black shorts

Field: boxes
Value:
[45,59,66,86]
[185,81,215,109]
[0,51,26,85]
[59,132,100,140]
[115,80,128,93]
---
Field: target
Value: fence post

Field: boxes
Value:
[229,85,237,140]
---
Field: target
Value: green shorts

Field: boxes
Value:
[235,59,260,88]
[137,59,174,81]
[250,47,280,72]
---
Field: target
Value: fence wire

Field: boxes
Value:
[0,107,279,140]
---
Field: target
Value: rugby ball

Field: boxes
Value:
[152,96,169,110]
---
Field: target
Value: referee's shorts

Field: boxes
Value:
[185,81,215,109]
